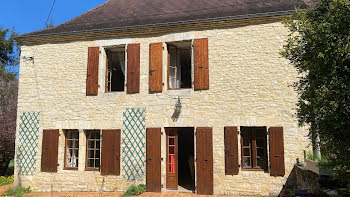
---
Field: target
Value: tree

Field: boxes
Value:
[282,0,350,181]
[0,27,18,175]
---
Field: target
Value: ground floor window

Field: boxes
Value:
[86,130,101,170]
[64,130,79,169]
[240,127,267,171]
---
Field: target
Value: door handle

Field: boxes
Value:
[275,155,280,157]
[204,159,208,162]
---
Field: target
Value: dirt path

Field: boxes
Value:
[0,184,14,195]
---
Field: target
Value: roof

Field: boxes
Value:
[19,0,313,39]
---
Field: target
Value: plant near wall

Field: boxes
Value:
[2,186,31,197]
[0,27,19,176]
[121,184,146,197]
[281,0,350,183]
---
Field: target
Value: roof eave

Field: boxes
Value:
[17,10,296,43]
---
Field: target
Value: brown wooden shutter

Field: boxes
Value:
[127,43,140,93]
[149,43,163,92]
[146,128,161,192]
[196,127,213,195]
[269,127,285,176]
[41,129,59,172]
[194,38,209,90]
[101,129,121,175]
[86,47,99,96]
[224,126,239,175]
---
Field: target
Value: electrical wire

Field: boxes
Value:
[45,0,56,28]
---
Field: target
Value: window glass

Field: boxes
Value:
[65,130,79,169]
[86,130,101,169]
[106,47,125,92]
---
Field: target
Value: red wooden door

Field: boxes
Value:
[146,128,162,192]
[166,128,178,189]
[196,127,213,195]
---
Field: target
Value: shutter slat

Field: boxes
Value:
[101,129,121,175]
[194,38,209,90]
[224,127,239,175]
[269,127,285,176]
[41,129,59,172]
[149,43,163,92]
[86,47,99,96]
[127,43,140,93]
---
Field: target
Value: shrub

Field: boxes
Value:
[0,175,14,186]
[122,184,146,197]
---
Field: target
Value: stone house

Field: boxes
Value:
[15,0,313,196]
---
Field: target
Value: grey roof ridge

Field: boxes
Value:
[18,9,295,39]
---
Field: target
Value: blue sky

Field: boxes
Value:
[0,0,107,74]
[0,0,107,34]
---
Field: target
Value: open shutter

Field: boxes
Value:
[86,47,99,96]
[41,129,59,172]
[127,43,140,93]
[146,128,162,192]
[101,129,121,175]
[196,127,213,195]
[225,127,239,175]
[194,38,209,90]
[149,43,163,92]
[269,127,285,176]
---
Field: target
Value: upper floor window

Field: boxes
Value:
[64,130,79,169]
[167,41,192,89]
[105,46,125,92]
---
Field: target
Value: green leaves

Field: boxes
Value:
[282,0,350,181]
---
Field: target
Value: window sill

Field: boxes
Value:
[241,168,267,172]
[64,167,78,171]
[85,168,100,172]
[165,89,193,97]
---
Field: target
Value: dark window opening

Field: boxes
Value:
[167,41,192,89]
[86,130,100,170]
[178,127,195,191]
[106,47,125,92]
[240,127,268,171]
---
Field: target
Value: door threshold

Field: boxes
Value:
[162,189,195,194]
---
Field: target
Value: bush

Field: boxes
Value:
[122,184,146,197]
[0,175,14,186]
[2,186,31,197]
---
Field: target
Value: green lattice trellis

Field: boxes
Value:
[17,112,40,175]
[122,107,146,181]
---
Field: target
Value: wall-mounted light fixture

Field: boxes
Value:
[172,96,182,122]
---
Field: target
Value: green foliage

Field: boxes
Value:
[122,184,146,197]
[0,175,14,186]
[306,152,328,164]
[2,186,31,197]
[281,0,350,181]
[0,27,18,81]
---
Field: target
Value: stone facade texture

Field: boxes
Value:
[15,21,310,196]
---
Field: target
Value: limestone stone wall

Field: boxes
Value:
[15,21,310,196]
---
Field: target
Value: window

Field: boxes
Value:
[105,46,125,92]
[167,41,192,89]
[240,127,267,171]
[86,130,100,170]
[64,130,79,169]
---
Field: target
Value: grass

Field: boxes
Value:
[121,184,146,197]
[0,175,14,186]
[2,186,31,197]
